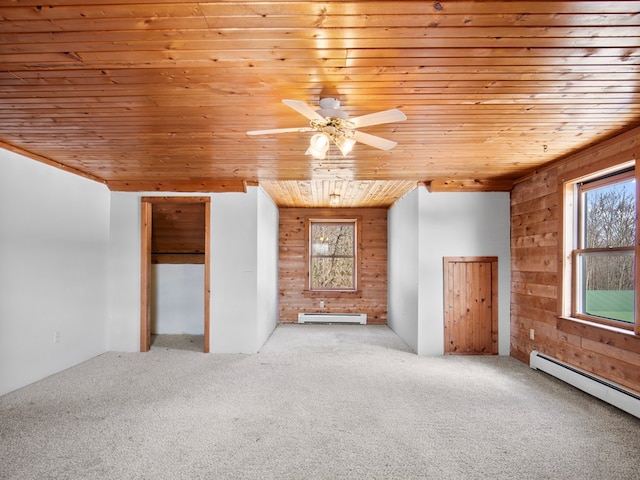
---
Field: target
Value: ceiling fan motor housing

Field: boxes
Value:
[317,98,348,119]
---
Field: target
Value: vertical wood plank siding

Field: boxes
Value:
[511,126,640,394]
[278,207,387,324]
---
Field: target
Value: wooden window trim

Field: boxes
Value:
[305,216,361,292]
[302,290,363,298]
[558,159,638,336]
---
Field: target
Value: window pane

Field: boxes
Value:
[578,252,635,324]
[311,257,354,290]
[584,179,635,248]
[311,224,354,256]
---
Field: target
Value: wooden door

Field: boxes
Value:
[443,257,498,355]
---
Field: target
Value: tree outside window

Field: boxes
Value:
[309,220,356,291]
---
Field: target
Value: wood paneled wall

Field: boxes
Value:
[279,208,387,324]
[511,126,640,394]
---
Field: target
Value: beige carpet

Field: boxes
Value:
[1,324,639,479]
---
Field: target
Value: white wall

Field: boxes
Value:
[388,185,511,355]
[0,148,110,396]
[108,187,279,354]
[210,187,279,353]
[151,264,204,334]
[388,188,420,353]
[210,190,258,353]
[107,192,142,351]
[256,187,279,349]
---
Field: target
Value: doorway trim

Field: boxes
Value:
[140,196,211,353]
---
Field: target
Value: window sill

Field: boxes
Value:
[303,290,362,298]
[559,316,635,335]
[557,316,640,354]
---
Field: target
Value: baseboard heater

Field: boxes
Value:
[530,350,640,419]
[297,313,367,325]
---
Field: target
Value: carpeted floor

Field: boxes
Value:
[1,324,639,479]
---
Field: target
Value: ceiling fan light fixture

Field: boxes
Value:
[333,135,356,156]
[310,132,330,150]
[306,133,330,159]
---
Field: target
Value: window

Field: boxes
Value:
[569,167,636,328]
[308,219,357,291]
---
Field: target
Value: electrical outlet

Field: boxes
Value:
[54,331,60,344]
[320,300,325,308]
[529,329,535,340]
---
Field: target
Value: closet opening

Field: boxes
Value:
[140,197,210,353]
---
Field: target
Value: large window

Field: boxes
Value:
[570,167,636,328]
[308,219,357,291]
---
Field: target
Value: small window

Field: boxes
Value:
[308,219,357,291]
[572,168,635,327]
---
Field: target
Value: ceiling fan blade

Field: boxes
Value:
[282,99,325,121]
[352,130,398,151]
[247,127,313,136]
[350,109,407,129]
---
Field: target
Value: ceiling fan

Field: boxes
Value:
[247,98,407,159]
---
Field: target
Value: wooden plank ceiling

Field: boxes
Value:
[1,1,639,207]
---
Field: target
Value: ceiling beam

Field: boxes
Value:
[107,179,248,193]
[426,179,513,192]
